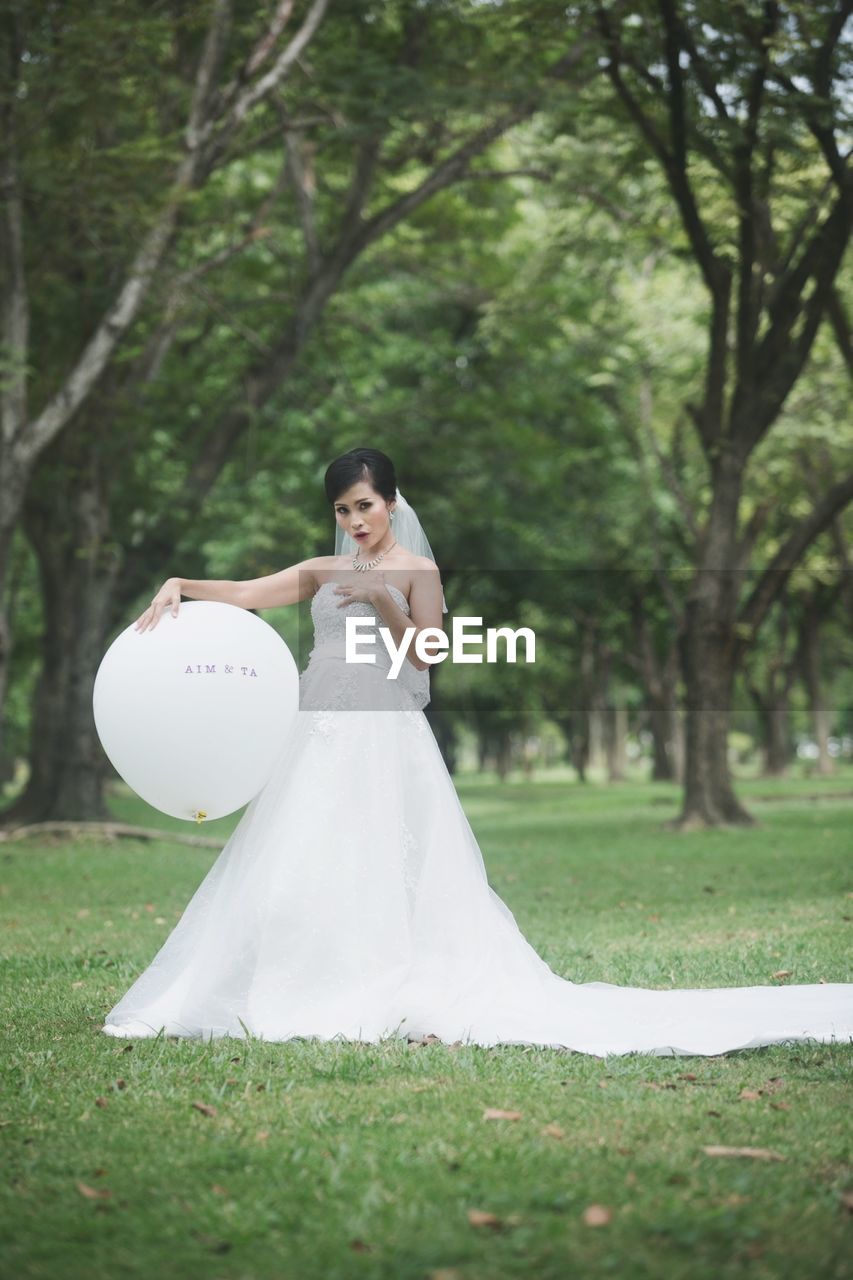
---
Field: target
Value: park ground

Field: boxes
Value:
[2,769,852,1280]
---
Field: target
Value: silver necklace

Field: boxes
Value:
[352,538,397,572]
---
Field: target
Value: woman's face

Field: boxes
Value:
[333,480,394,553]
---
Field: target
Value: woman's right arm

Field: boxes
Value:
[135,558,328,632]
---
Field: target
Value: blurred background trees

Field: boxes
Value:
[1,0,850,830]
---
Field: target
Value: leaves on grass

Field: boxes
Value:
[582,1204,613,1227]
[701,1145,785,1162]
[739,1078,785,1102]
[771,970,792,980]
[191,1101,217,1118]
[94,1096,109,1109]
[840,1190,853,1215]
[192,1233,231,1254]
[76,1181,111,1200]
[540,1122,565,1139]
[349,1239,372,1253]
[113,1079,126,1090]
[467,1209,503,1229]
[482,1107,522,1121]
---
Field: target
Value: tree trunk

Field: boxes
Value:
[495,730,512,781]
[425,668,458,774]
[569,724,589,783]
[476,733,488,773]
[764,696,792,776]
[628,593,682,782]
[604,700,627,781]
[646,684,682,782]
[0,456,30,764]
[647,701,671,780]
[671,452,755,828]
[667,684,686,785]
[746,673,794,777]
[1,438,121,825]
[588,707,606,773]
[549,711,586,782]
[798,600,836,777]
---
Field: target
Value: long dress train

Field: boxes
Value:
[101,583,853,1057]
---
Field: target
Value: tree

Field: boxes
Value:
[589,0,853,826]
[1,1,597,821]
[0,0,332,738]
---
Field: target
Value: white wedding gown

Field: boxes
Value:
[102,583,853,1056]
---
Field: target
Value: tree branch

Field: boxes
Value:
[826,285,853,376]
[735,467,853,657]
[284,127,321,274]
[0,5,29,449]
[204,0,330,167]
[744,188,851,451]
[14,0,235,470]
[245,0,296,79]
[734,498,774,571]
[731,1,777,392]
[0,820,223,848]
[117,24,602,605]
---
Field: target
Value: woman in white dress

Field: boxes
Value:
[101,448,853,1056]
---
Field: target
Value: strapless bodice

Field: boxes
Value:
[309,581,410,647]
[300,581,428,712]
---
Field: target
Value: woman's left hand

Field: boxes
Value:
[333,577,383,608]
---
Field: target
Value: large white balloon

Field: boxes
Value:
[93,601,299,821]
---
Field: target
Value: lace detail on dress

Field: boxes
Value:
[309,581,411,645]
[400,817,423,908]
[300,582,431,713]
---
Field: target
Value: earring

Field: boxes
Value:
[390,509,396,521]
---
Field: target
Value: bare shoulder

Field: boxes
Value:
[309,554,355,579]
[305,555,340,568]
[296,555,340,593]
[400,553,441,573]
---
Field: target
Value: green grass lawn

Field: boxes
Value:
[2,771,852,1280]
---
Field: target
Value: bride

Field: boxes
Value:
[101,448,853,1056]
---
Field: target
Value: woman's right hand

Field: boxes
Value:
[134,577,183,632]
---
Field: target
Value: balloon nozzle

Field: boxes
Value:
[194,810,207,824]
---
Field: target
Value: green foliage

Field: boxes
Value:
[4,0,852,776]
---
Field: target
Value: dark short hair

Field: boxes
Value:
[324,448,397,505]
